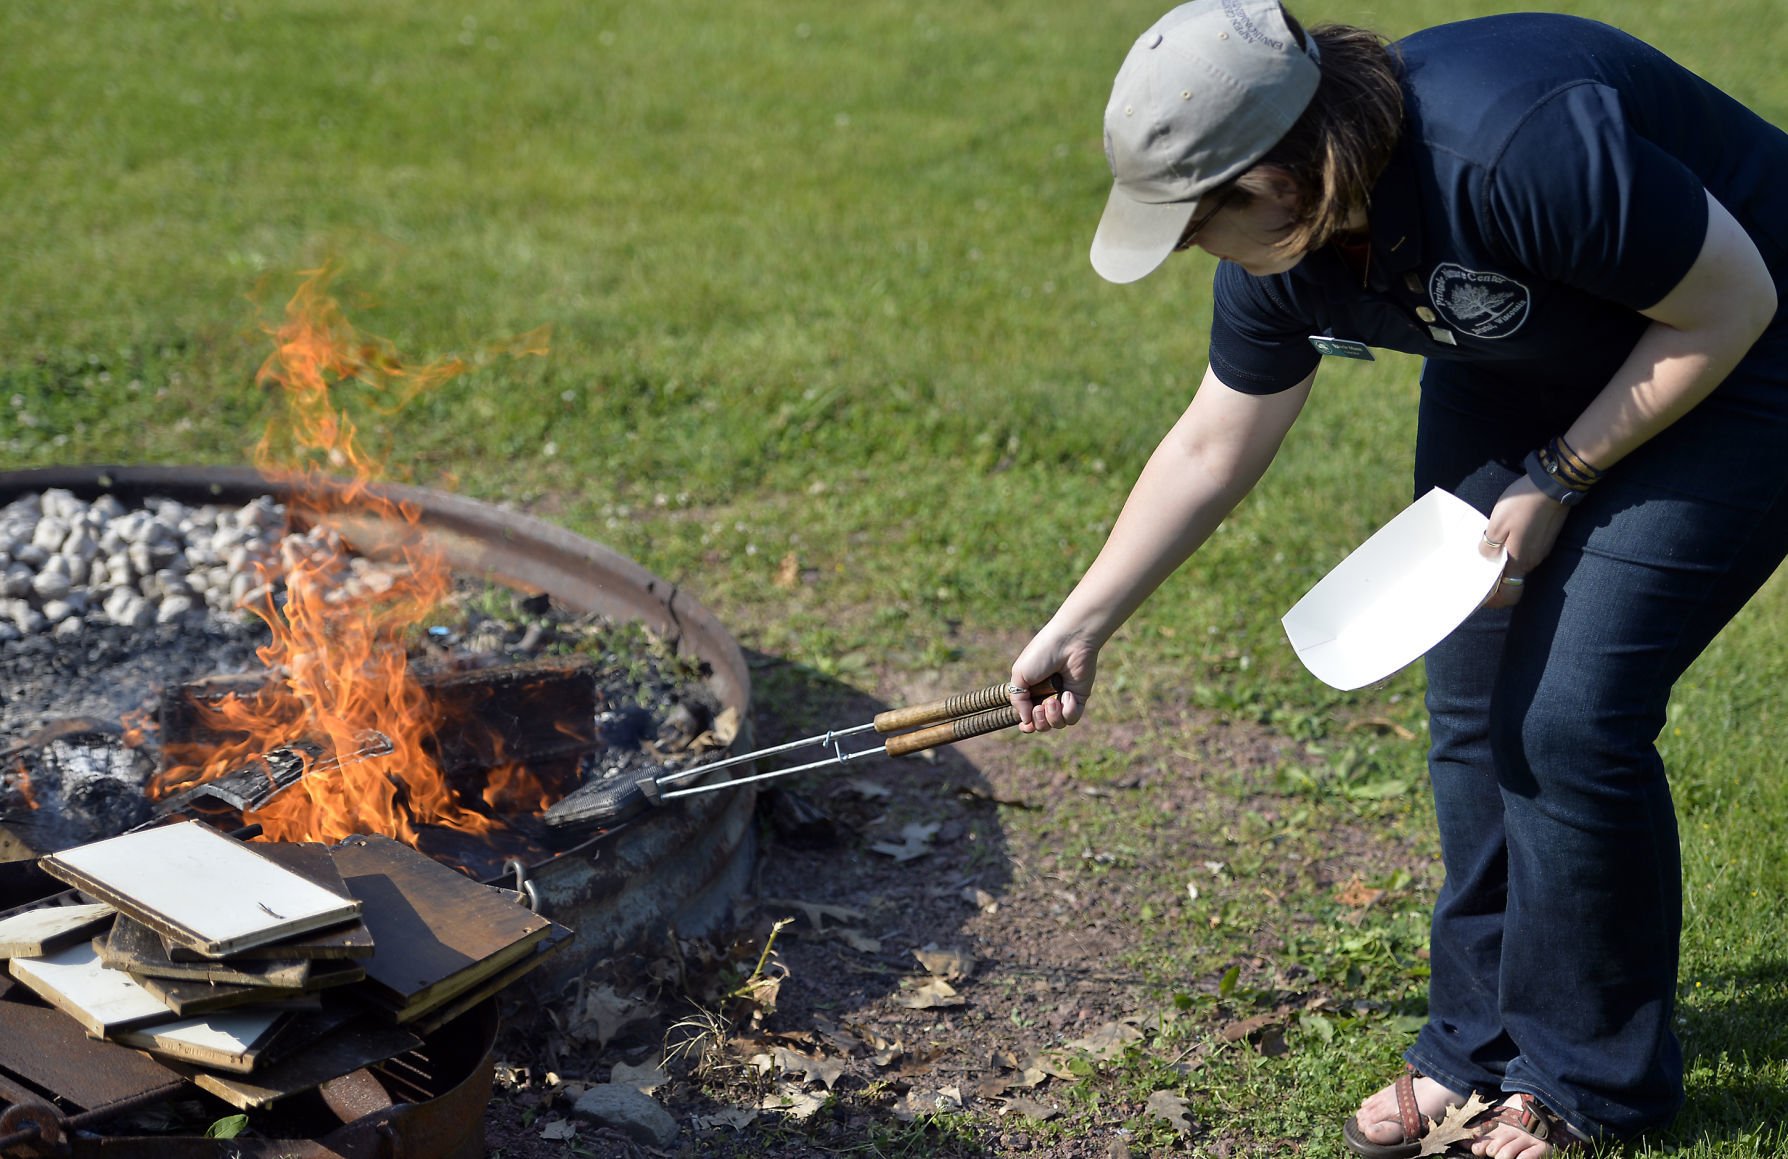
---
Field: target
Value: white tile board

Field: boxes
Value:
[113,1009,288,1073]
[7,941,178,1035]
[0,902,115,958]
[39,822,363,957]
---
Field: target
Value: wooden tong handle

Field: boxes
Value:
[883,704,1029,758]
[873,675,1063,733]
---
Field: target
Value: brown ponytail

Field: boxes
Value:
[1231,14,1404,254]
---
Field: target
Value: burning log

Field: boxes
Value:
[155,655,601,841]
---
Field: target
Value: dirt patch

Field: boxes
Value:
[479,643,1433,1158]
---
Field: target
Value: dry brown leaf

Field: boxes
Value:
[1145,1089,1196,1135]
[897,1086,965,1119]
[1415,1091,1497,1156]
[1346,715,1417,740]
[972,1072,1013,1099]
[773,1046,846,1090]
[962,886,999,913]
[757,897,864,933]
[760,1081,826,1121]
[912,944,974,982]
[1335,877,1387,909]
[1001,1096,1061,1121]
[1061,1020,1144,1062]
[609,1061,667,1094]
[869,822,940,862]
[693,1107,758,1131]
[811,1017,867,1058]
[1218,1012,1281,1043]
[894,977,965,1009]
[774,552,800,589]
[567,984,655,1048]
[1028,1051,1078,1081]
[688,705,743,751]
[834,928,883,954]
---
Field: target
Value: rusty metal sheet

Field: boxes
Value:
[318,1069,393,1125]
[0,1000,181,1111]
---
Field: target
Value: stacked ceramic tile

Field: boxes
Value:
[0,821,569,1109]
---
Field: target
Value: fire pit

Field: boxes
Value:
[0,463,757,980]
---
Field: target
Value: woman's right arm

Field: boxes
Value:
[1011,364,1316,731]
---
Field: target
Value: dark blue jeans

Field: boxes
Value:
[1402,345,1788,1140]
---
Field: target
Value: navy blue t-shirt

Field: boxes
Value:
[1208,14,1788,399]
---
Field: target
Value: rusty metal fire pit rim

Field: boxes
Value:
[0,464,758,971]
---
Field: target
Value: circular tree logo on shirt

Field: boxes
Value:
[1429,264,1531,339]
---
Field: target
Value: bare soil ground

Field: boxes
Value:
[479,637,1431,1159]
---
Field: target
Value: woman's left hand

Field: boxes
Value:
[1479,475,1571,608]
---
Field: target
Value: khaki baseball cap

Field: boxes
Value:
[1091,0,1321,284]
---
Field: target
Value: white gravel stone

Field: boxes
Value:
[157,594,196,623]
[0,491,305,639]
[32,517,69,552]
[30,570,71,601]
[62,524,97,560]
[117,596,154,629]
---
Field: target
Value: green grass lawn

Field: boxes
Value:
[5,0,1786,1153]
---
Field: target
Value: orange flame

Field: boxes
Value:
[9,759,39,812]
[154,267,550,847]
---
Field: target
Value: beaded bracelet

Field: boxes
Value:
[1524,435,1602,507]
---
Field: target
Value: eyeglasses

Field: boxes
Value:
[1172,187,1236,253]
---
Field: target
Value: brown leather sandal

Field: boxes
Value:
[1342,1064,1442,1159]
[1468,1093,1592,1154]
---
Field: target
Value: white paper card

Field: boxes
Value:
[1282,488,1506,690]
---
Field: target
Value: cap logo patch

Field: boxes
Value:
[1222,0,1285,51]
[1428,263,1530,339]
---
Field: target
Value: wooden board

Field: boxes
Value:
[133,973,327,1018]
[7,941,177,1035]
[409,922,572,1036]
[100,915,312,987]
[182,1018,423,1109]
[330,834,558,1022]
[0,901,114,958]
[39,822,363,957]
[161,842,374,962]
[111,1007,290,1073]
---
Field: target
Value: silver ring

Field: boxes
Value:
[1501,575,1525,587]
[1483,535,1506,549]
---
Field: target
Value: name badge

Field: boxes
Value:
[1308,335,1375,361]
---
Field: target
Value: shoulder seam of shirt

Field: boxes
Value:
[1476,79,1613,246]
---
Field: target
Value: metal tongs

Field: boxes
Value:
[544,676,1062,830]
